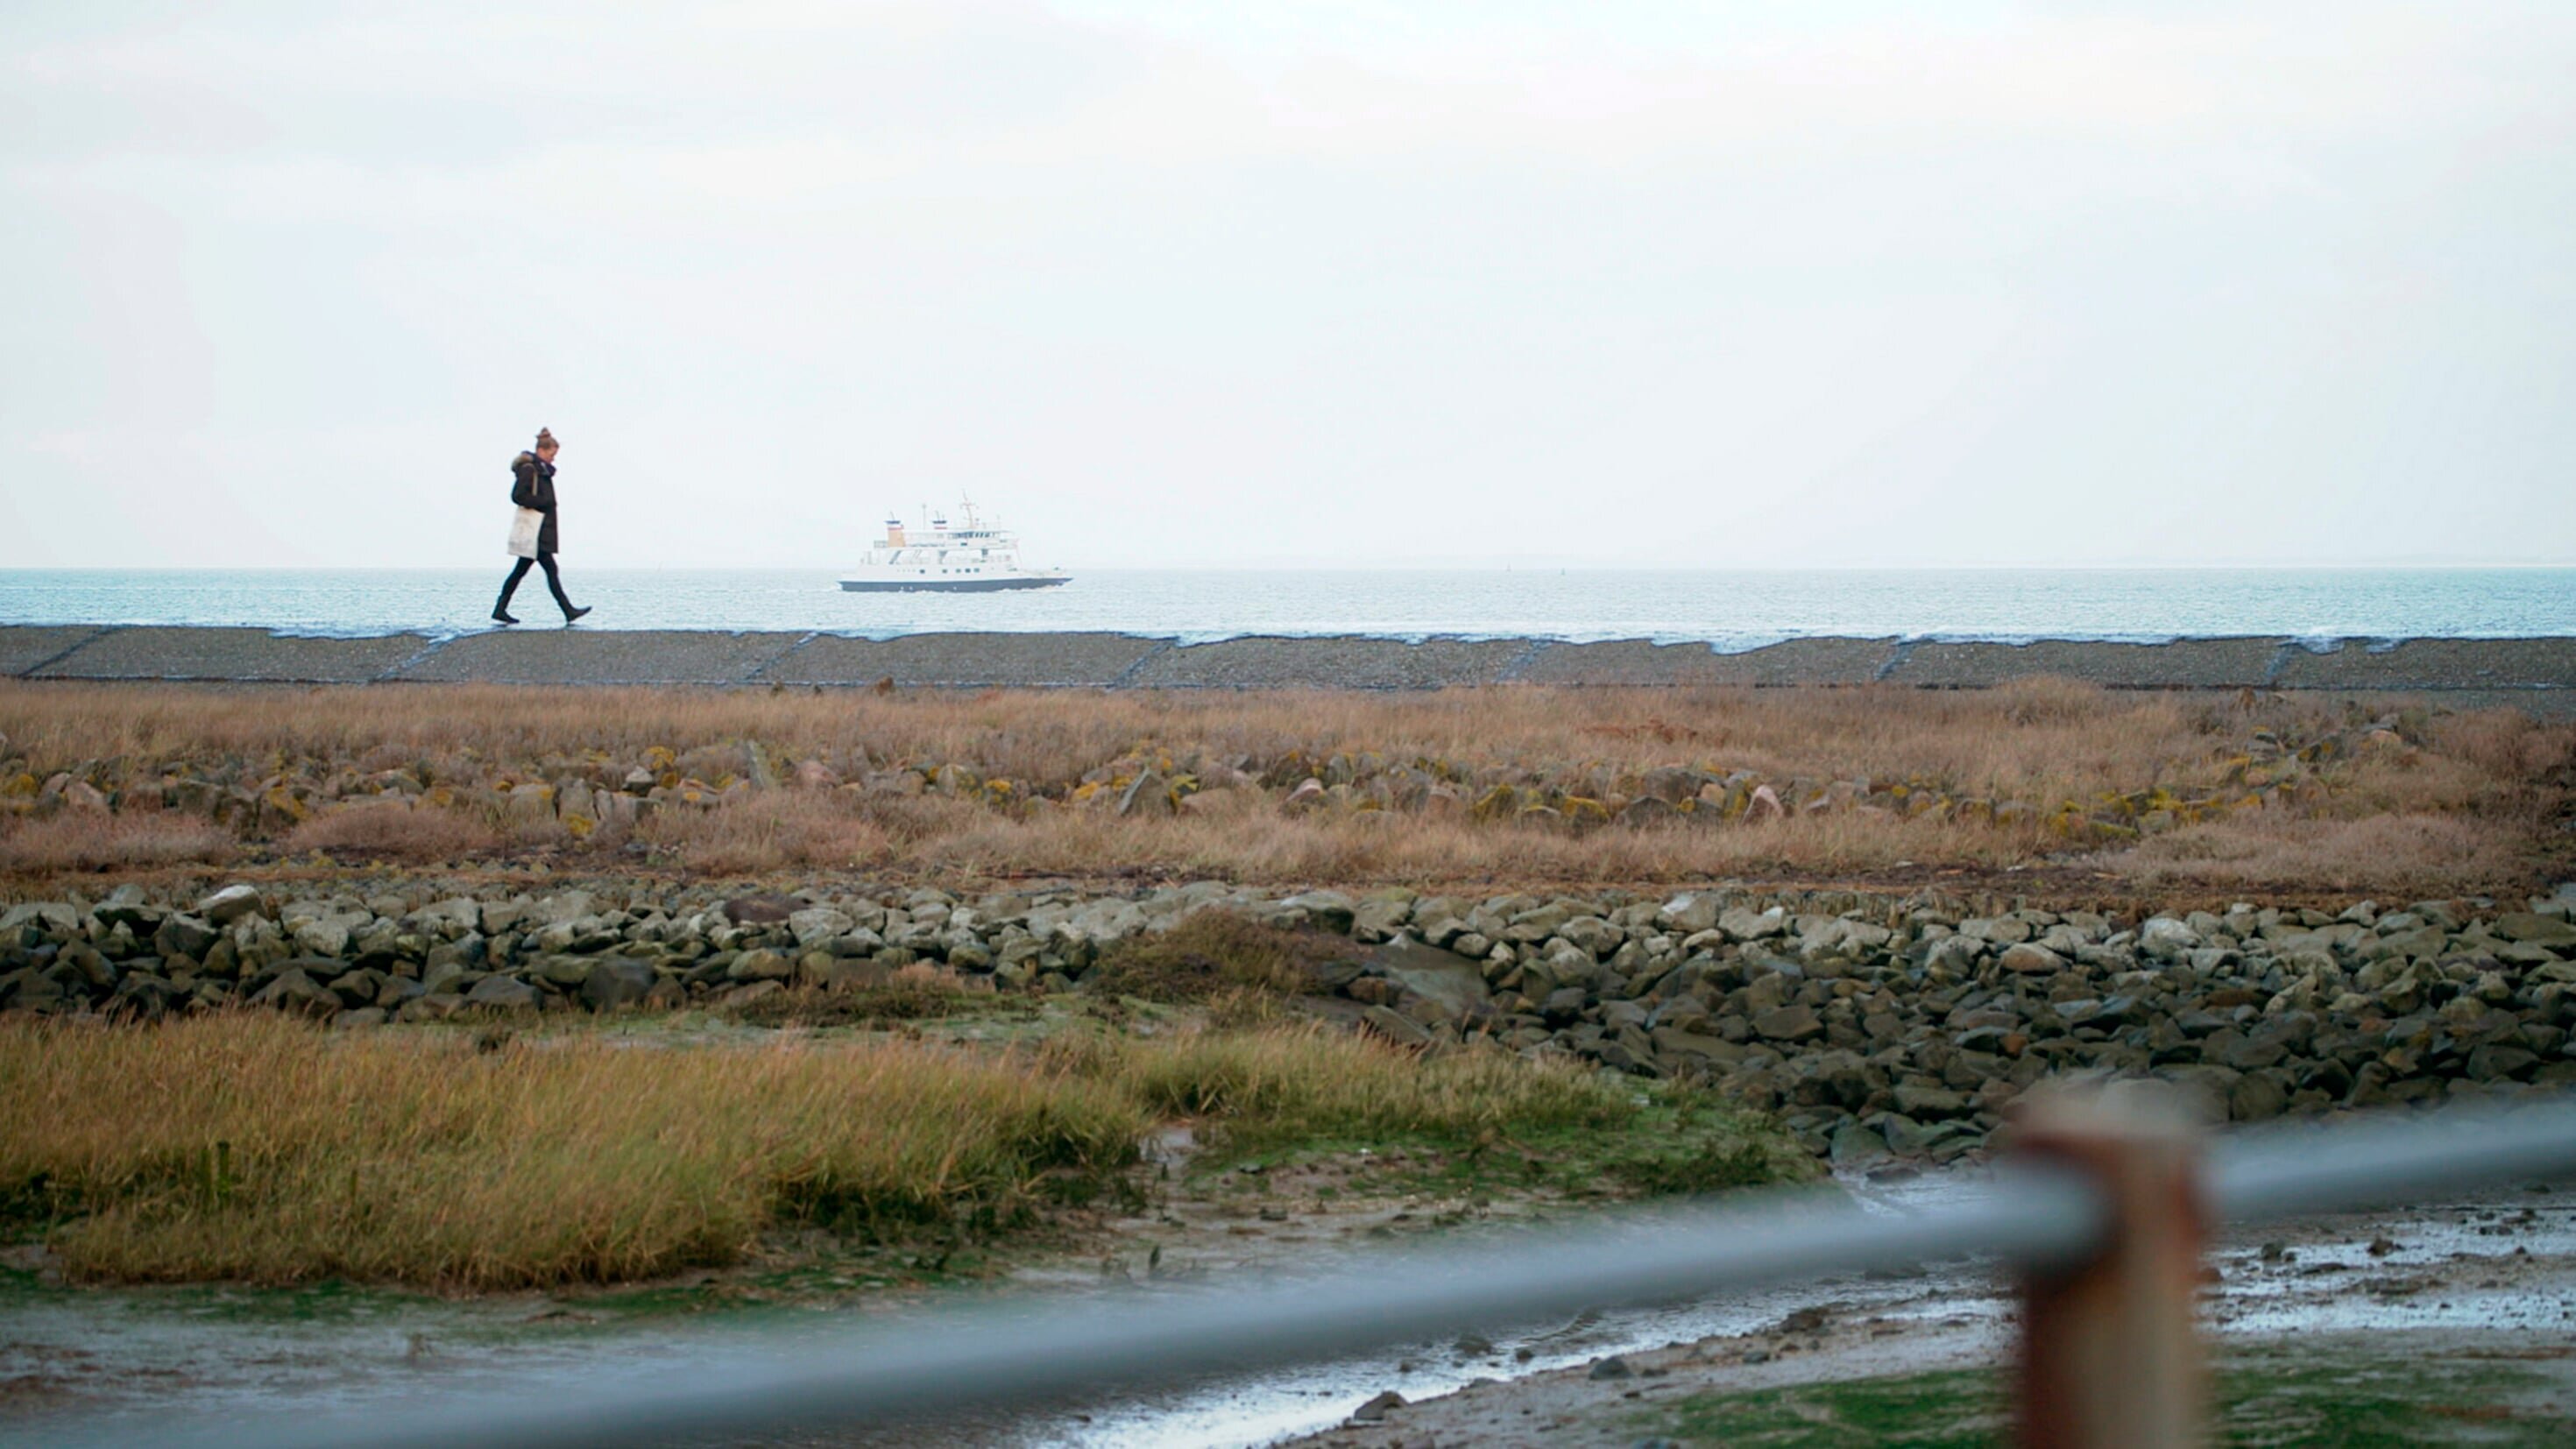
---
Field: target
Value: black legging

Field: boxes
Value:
[498,552,572,614]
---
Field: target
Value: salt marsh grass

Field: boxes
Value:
[0,1013,1716,1290]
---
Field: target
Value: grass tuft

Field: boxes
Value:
[1085,912,1363,1004]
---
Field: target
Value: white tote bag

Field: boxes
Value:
[506,506,544,559]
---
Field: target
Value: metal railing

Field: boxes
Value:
[38,1092,2576,1449]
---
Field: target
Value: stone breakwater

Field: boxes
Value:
[3,626,2572,698]
[8,877,2575,1165]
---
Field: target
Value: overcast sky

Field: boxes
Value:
[4,2,2571,570]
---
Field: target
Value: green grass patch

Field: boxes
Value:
[722,979,1039,1030]
[1114,1041,1809,1201]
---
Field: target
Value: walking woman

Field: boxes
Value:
[493,427,591,625]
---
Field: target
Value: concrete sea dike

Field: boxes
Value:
[3,626,2573,698]
[10,879,2575,1165]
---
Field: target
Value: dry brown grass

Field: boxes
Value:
[0,812,237,874]
[0,679,2283,802]
[2098,814,2524,897]
[1,680,2565,897]
[0,1012,1711,1290]
[634,790,894,875]
[905,800,2045,882]
[281,802,502,861]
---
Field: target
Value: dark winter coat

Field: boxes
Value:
[511,452,561,555]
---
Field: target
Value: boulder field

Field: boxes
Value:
[6,878,2574,1166]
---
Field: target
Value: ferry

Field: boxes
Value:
[838,500,1070,592]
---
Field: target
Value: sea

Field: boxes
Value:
[0,568,2568,647]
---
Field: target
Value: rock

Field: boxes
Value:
[251,968,337,1018]
[94,891,161,932]
[1371,942,1490,1020]
[2227,1072,2289,1122]
[1,901,80,935]
[728,949,794,982]
[1829,1119,1892,1167]
[527,955,593,988]
[1997,943,2064,975]
[291,914,365,958]
[1619,797,1676,827]
[195,885,261,915]
[1556,915,1624,958]
[2139,917,2203,960]
[154,915,221,960]
[1919,935,1984,978]
[412,898,482,935]
[787,908,855,951]
[1349,1390,1406,1424]
[1893,1082,1971,1119]
[1349,895,1413,942]
[1752,1004,1824,1043]
[1875,1113,1942,1156]
[583,958,658,1011]
[1960,915,2031,945]
[2495,913,2576,948]
[722,894,800,925]
[1588,1355,1633,1381]
[464,974,542,1013]
[718,979,784,1008]
[1657,893,1721,935]
[1278,890,1357,934]
[1116,771,1176,819]
[2467,1043,2538,1081]
[526,891,598,928]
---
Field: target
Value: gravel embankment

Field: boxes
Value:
[4,625,2572,698]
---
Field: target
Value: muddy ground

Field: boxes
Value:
[1284,1179,2576,1448]
[9,1163,2575,1446]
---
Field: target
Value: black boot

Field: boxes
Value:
[563,605,591,624]
[495,561,531,625]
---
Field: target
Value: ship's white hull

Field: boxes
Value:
[838,570,1069,593]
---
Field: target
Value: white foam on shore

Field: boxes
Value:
[0,622,2558,654]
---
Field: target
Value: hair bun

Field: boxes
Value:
[534,428,557,446]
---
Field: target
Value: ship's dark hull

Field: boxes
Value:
[838,576,1070,593]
